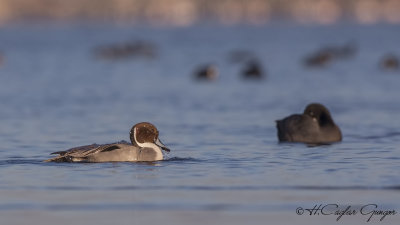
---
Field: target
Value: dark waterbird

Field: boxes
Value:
[304,42,356,68]
[193,64,219,81]
[241,60,265,79]
[304,51,333,67]
[276,103,342,144]
[94,40,157,60]
[380,54,399,71]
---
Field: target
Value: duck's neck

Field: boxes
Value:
[133,128,163,160]
[138,142,163,160]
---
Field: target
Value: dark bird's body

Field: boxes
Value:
[242,60,265,79]
[304,42,356,68]
[194,64,218,81]
[276,103,342,144]
[380,54,399,70]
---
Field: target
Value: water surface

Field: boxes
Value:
[0,24,399,225]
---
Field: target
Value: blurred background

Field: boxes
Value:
[1,1,400,225]
[0,0,400,25]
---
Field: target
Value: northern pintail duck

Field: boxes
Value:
[304,51,333,67]
[45,122,170,162]
[276,103,342,144]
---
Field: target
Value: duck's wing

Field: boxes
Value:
[73,144,123,157]
[277,114,317,142]
[276,114,300,141]
[50,140,130,155]
[50,143,100,155]
[45,143,128,162]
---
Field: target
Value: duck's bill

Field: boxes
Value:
[155,138,170,152]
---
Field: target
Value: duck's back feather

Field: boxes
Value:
[45,142,137,162]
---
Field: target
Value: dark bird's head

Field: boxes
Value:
[303,103,335,126]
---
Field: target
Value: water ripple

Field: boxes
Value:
[1,184,399,192]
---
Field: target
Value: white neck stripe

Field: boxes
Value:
[133,127,140,147]
[133,127,163,160]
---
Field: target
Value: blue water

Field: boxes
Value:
[0,24,399,225]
